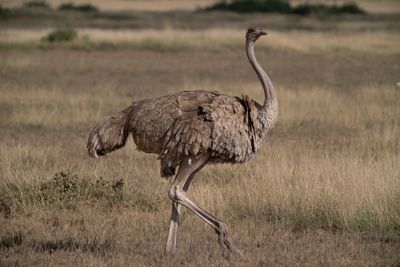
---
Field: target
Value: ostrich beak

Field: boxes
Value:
[260,31,267,36]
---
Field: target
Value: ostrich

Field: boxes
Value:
[87,28,278,256]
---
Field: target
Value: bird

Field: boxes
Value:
[87,28,278,256]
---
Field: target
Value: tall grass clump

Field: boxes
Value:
[42,28,77,43]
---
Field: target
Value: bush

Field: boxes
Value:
[205,0,291,13]
[43,28,77,43]
[58,3,98,12]
[22,1,51,10]
[0,6,12,19]
[292,2,365,16]
[338,3,365,14]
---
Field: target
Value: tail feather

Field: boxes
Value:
[87,110,132,158]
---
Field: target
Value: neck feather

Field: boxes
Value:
[246,40,276,108]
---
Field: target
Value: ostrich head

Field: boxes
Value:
[246,28,267,42]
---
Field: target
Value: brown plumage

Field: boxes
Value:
[87,28,278,256]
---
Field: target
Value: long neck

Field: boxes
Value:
[246,39,276,108]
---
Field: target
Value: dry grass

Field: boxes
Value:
[1,8,400,265]
[1,28,400,55]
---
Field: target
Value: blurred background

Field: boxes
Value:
[0,1,399,266]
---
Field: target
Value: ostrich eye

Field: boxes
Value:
[248,28,255,33]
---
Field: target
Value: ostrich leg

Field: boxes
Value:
[167,154,243,256]
[165,155,208,254]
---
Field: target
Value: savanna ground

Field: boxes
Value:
[1,0,400,266]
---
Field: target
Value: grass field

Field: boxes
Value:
[1,1,400,266]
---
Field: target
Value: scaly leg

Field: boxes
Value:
[167,154,243,256]
[165,154,208,254]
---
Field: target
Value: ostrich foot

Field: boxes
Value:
[216,223,244,256]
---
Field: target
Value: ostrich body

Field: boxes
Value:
[87,28,278,255]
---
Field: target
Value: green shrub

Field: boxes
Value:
[58,3,98,12]
[292,4,319,16]
[205,0,291,13]
[43,28,77,43]
[339,3,365,14]
[292,2,365,16]
[22,1,51,10]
